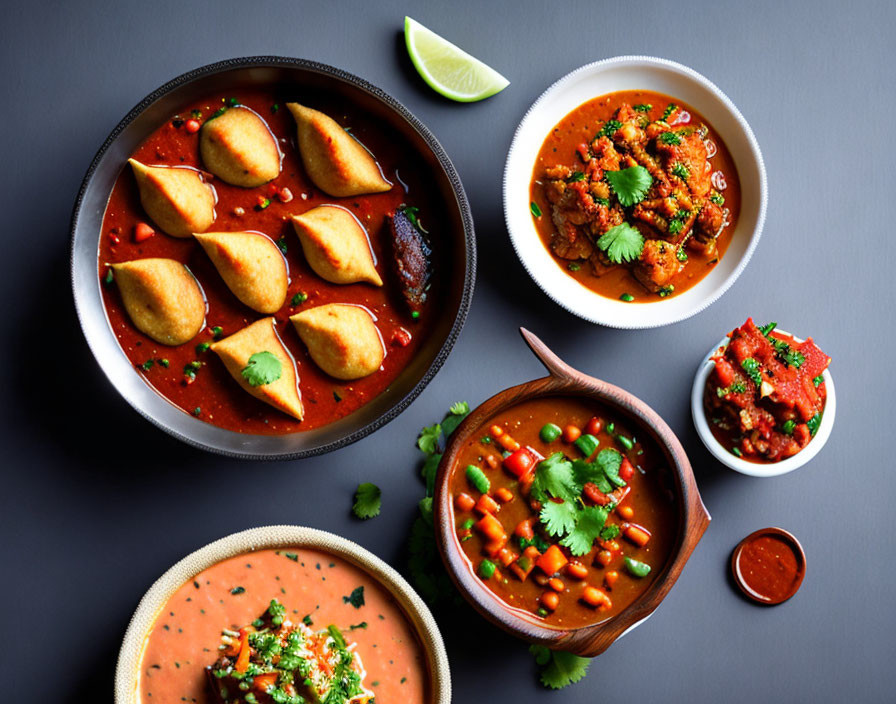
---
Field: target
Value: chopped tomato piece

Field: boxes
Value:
[474,494,500,516]
[474,513,505,542]
[503,448,536,478]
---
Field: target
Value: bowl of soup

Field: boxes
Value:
[115,525,450,704]
[71,56,475,458]
[504,55,766,328]
[433,328,710,656]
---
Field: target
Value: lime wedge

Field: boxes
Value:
[404,17,509,102]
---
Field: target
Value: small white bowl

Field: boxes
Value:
[691,333,836,476]
[503,56,767,328]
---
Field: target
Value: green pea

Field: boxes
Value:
[539,423,562,443]
[478,559,497,579]
[620,293,634,302]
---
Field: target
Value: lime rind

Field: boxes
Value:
[404,16,509,102]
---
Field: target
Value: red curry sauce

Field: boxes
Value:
[530,90,741,301]
[139,548,429,704]
[99,88,444,433]
[449,397,676,628]
[732,531,805,604]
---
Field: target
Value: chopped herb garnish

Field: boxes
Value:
[567,262,581,272]
[658,131,681,145]
[595,196,610,207]
[662,103,679,121]
[230,586,245,595]
[190,109,202,118]
[140,360,154,371]
[813,374,824,387]
[597,223,645,264]
[741,357,763,387]
[671,162,690,180]
[759,322,777,336]
[257,198,272,211]
[530,201,542,217]
[210,107,227,119]
[668,218,684,235]
[103,268,114,285]
[806,412,822,436]
[352,482,382,519]
[566,171,586,183]
[657,285,675,297]
[241,351,282,387]
[397,205,429,234]
[275,237,287,253]
[195,342,210,354]
[411,310,420,319]
[675,247,688,261]
[633,103,652,112]
[731,447,743,457]
[291,292,308,306]
[605,165,653,207]
[597,119,622,139]
[271,103,279,113]
[211,326,224,339]
[709,191,725,205]
[781,419,796,435]
[342,586,365,608]
[620,293,635,302]
[192,407,201,417]
[159,358,170,368]
[226,97,239,107]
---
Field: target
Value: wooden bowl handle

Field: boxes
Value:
[519,327,577,379]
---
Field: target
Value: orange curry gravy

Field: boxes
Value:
[99,88,444,432]
[449,396,677,628]
[139,548,429,703]
[733,534,804,603]
[530,90,741,301]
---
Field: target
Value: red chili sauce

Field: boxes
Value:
[98,88,445,433]
[733,533,805,604]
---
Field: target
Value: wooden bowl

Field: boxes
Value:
[433,328,710,656]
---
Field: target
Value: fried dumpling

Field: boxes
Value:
[291,304,384,380]
[199,107,281,187]
[129,159,216,238]
[286,102,392,197]
[210,317,303,420]
[111,258,205,346]
[193,231,288,314]
[291,206,383,286]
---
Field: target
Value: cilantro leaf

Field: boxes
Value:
[807,412,822,436]
[571,459,612,494]
[597,449,625,487]
[741,357,762,387]
[605,166,652,207]
[600,524,621,540]
[240,351,282,387]
[449,401,470,415]
[441,402,470,437]
[417,423,442,454]
[658,131,681,145]
[540,500,578,537]
[421,452,441,498]
[342,586,365,608]
[529,645,591,689]
[560,505,610,556]
[352,482,381,519]
[531,453,578,503]
[596,223,645,264]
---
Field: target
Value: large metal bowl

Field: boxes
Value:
[71,57,475,459]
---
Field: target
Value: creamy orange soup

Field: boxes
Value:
[139,548,429,703]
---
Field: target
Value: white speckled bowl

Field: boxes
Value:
[115,526,450,704]
[504,56,767,329]
[691,332,836,477]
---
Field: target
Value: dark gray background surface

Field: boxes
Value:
[1,1,893,702]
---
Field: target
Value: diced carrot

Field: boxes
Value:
[581,585,612,610]
[617,505,634,520]
[483,535,507,558]
[498,434,521,452]
[490,425,504,437]
[541,590,560,611]
[497,547,517,567]
[599,539,620,552]
[235,630,250,672]
[605,570,619,589]
[495,487,514,504]
[595,550,613,567]
[503,448,536,478]
[565,561,589,580]
[548,578,565,592]
[455,493,475,512]
[562,425,581,443]
[474,494,500,516]
[518,472,535,495]
[474,513,505,541]
[619,458,635,482]
[514,518,535,540]
[484,454,500,470]
[536,544,569,576]
[624,524,651,547]
[253,672,279,691]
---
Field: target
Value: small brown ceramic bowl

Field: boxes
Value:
[434,328,710,657]
[730,527,806,605]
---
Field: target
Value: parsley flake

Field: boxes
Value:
[342,586,365,608]
[658,131,681,145]
[671,162,690,180]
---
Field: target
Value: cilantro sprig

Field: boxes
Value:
[241,351,282,387]
[605,165,652,207]
[529,645,591,689]
[352,482,381,519]
[597,223,645,264]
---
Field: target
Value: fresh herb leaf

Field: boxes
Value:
[600,524,621,540]
[567,262,581,272]
[530,201,542,217]
[529,645,591,690]
[658,131,681,145]
[291,292,308,305]
[342,586,365,608]
[658,285,675,297]
[813,374,824,387]
[352,483,381,519]
[267,599,287,626]
[140,360,154,371]
[417,423,442,454]
[449,401,470,416]
[241,351,282,387]
[597,119,622,139]
[230,586,245,595]
[595,196,610,207]
[540,500,578,537]
[671,162,690,180]
[530,453,578,503]
[398,205,429,234]
[668,218,684,236]
[710,191,725,205]
[741,358,762,387]
[567,171,586,183]
[717,381,747,397]
[759,322,778,336]
[633,103,652,112]
[561,505,610,556]
[781,419,796,435]
[807,412,822,436]
[275,236,287,252]
[769,337,805,368]
[605,166,653,207]
[596,223,645,264]
[675,246,688,261]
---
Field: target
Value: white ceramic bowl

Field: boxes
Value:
[115,525,450,703]
[503,56,767,328]
[691,332,836,476]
